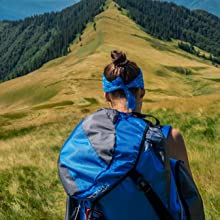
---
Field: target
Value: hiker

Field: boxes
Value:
[58,50,204,220]
[102,51,192,175]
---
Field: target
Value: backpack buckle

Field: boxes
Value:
[137,178,151,194]
[86,208,104,220]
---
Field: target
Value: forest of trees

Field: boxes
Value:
[115,0,220,64]
[178,41,220,65]
[0,0,105,82]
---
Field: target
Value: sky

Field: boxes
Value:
[1,0,219,21]
[163,0,220,17]
[0,0,80,21]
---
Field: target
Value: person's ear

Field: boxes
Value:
[140,88,145,98]
[104,92,111,102]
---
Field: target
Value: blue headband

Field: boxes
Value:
[102,69,144,110]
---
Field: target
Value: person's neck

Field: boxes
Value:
[111,100,141,113]
[113,106,132,113]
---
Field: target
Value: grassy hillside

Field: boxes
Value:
[0,0,105,82]
[0,0,219,219]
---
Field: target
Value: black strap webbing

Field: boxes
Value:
[130,170,174,220]
[65,196,80,220]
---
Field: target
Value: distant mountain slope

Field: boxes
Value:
[161,0,220,17]
[0,0,80,21]
[0,0,219,114]
[0,0,105,82]
[1,0,220,83]
[115,0,220,58]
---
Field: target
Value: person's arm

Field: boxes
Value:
[166,128,192,176]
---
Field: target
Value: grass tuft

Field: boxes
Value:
[164,66,193,75]
[1,112,27,120]
[32,101,74,110]
[0,126,36,140]
[84,98,99,105]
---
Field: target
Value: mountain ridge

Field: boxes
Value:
[1,0,220,83]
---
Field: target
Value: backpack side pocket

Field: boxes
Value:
[174,160,205,220]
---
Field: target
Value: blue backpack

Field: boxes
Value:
[58,108,205,220]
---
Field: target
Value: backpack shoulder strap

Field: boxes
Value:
[130,169,174,220]
[128,116,174,220]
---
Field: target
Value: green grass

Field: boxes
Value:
[205,78,220,83]
[0,116,79,219]
[0,112,28,127]
[154,69,169,77]
[0,122,55,140]
[131,33,175,53]
[131,33,152,42]
[84,98,99,105]
[1,112,28,120]
[76,30,104,57]
[0,165,63,220]
[131,33,204,62]
[0,84,59,106]
[142,98,156,103]
[146,88,177,96]
[0,126,36,140]
[191,66,208,71]
[32,100,74,110]
[164,66,193,75]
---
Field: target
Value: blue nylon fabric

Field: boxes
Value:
[98,177,160,220]
[137,150,181,219]
[162,125,172,139]
[59,120,108,196]
[96,114,146,183]
[77,113,147,199]
[89,114,153,220]
[96,122,181,220]
[169,168,183,218]
[60,111,147,200]
[170,159,187,220]
[102,70,144,110]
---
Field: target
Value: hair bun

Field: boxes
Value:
[111,50,128,67]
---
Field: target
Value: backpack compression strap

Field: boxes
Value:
[130,169,174,220]
[65,196,80,220]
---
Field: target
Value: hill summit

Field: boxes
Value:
[1,0,220,82]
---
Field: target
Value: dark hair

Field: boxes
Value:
[103,51,140,98]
